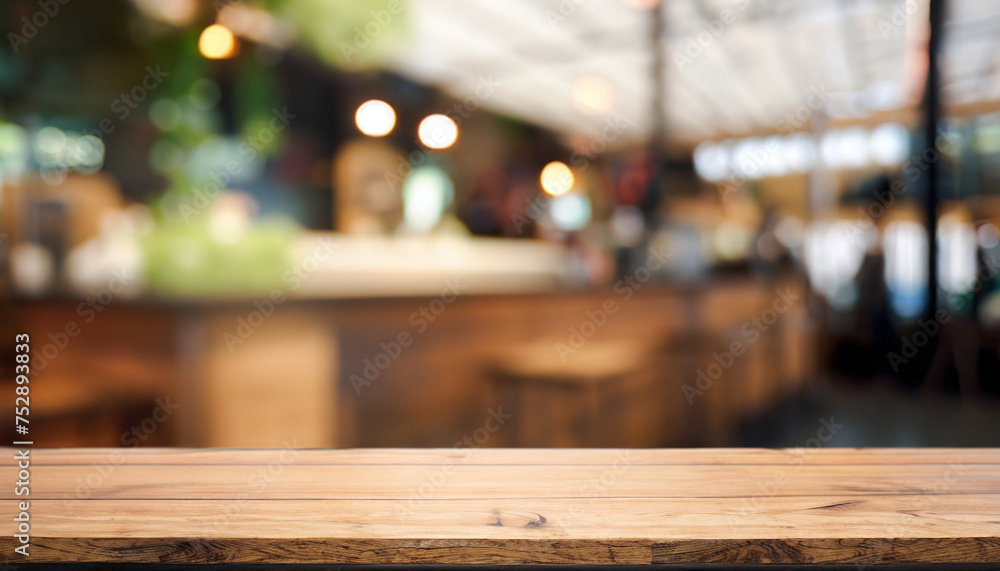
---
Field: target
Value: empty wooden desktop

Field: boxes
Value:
[2,447,998,566]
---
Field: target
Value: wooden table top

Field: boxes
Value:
[2,447,999,565]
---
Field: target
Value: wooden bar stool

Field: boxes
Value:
[489,340,659,447]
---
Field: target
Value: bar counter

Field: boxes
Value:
[9,277,813,450]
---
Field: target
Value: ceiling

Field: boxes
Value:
[382,0,1000,147]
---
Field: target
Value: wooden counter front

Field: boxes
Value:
[8,280,815,449]
[2,447,999,565]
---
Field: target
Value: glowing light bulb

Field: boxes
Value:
[623,0,660,9]
[198,24,237,59]
[417,114,458,149]
[355,100,396,137]
[540,161,574,196]
[572,76,615,115]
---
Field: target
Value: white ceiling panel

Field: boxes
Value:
[382,0,1000,146]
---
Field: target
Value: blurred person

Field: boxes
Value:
[838,175,901,380]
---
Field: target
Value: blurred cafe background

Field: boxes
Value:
[2,0,1000,449]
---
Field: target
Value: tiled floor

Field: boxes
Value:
[743,378,1000,448]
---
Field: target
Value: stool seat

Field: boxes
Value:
[493,339,652,384]
[489,339,662,447]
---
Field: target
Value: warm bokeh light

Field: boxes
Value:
[355,100,396,137]
[623,0,660,9]
[572,76,615,115]
[540,161,574,196]
[135,0,197,26]
[417,114,459,149]
[198,24,237,59]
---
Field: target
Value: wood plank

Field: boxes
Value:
[8,447,1000,466]
[4,464,998,500]
[7,495,1000,539]
[3,496,999,564]
[1,448,997,564]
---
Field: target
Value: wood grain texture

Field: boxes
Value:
[9,447,1000,465]
[1,448,998,565]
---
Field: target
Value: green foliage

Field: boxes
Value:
[272,0,410,69]
[141,216,298,297]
